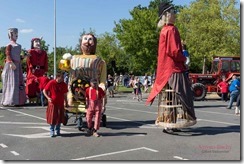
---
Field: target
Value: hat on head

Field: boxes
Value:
[158,2,174,18]
[8,28,18,33]
[90,78,98,84]
[31,38,41,42]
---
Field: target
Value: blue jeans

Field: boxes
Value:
[50,124,61,136]
[40,91,45,106]
[227,90,239,109]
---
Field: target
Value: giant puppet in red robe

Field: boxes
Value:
[146,2,196,129]
[26,38,48,100]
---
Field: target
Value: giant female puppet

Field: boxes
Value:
[146,2,196,134]
[26,38,48,101]
[1,28,26,106]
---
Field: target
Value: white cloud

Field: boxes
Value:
[16,18,25,23]
[20,29,34,33]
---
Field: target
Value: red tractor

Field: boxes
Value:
[189,56,240,101]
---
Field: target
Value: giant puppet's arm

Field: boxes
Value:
[166,29,186,63]
[5,44,12,62]
[99,61,107,91]
[26,50,34,71]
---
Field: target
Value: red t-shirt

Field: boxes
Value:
[218,81,229,93]
[37,76,50,90]
[85,87,105,101]
[44,80,68,105]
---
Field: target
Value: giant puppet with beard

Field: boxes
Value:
[59,33,107,112]
[25,38,48,101]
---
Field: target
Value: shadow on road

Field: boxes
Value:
[170,125,240,136]
[195,104,227,108]
[100,132,147,137]
[106,120,156,130]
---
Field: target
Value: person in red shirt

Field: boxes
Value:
[43,71,68,137]
[85,78,105,137]
[217,76,229,102]
[37,73,50,106]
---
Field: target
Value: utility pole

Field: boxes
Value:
[54,0,57,78]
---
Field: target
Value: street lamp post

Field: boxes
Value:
[54,0,57,78]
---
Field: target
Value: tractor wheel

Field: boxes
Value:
[192,83,207,101]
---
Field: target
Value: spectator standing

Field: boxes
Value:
[182,42,190,78]
[86,78,106,137]
[106,74,114,97]
[135,77,143,101]
[43,72,68,137]
[143,74,149,93]
[37,73,50,106]
[227,75,240,109]
[113,73,120,93]
[217,76,229,102]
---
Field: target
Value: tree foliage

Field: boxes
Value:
[176,0,240,72]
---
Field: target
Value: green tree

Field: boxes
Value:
[176,0,240,73]
[96,32,127,75]
[113,0,177,75]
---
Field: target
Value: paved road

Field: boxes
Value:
[0,92,241,161]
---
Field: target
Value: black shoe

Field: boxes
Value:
[163,128,174,134]
[172,128,182,132]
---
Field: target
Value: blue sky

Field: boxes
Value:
[0,0,241,52]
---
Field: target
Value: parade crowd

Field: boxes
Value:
[0,2,240,138]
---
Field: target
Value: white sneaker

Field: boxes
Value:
[235,107,239,115]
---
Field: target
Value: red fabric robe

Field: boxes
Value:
[26,49,48,98]
[146,24,186,105]
[44,80,68,125]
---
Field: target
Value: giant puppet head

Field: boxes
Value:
[80,33,97,55]
[8,28,18,42]
[31,38,41,49]
[157,2,176,28]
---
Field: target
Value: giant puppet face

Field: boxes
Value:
[8,28,18,41]
[157,3,176,28]
[80,34,97,55]
[31,38,41,49]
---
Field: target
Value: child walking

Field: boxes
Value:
[86,78,106,137]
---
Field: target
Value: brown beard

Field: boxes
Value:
[81,45,96,55]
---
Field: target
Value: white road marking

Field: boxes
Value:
[3,126,74,139]
[6,109,46,121]
[107,106,239,126]
[113,101,238,116]
[0,143,8,148]
[0,121,46,125]
[173,156,189,160]
[199,119,239,126]
[196,110,237,116]
[10,151,20,156]
[72,147,158,160]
